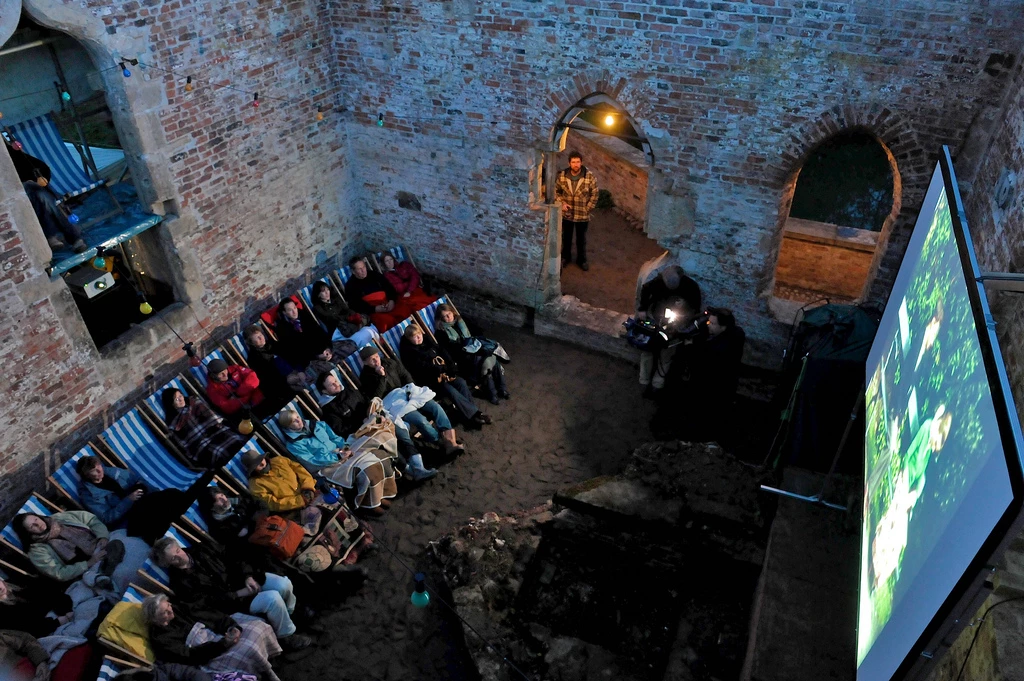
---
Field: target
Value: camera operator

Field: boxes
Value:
[635,264,702,397]
[653,306,745,440]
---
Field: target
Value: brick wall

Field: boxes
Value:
[328,0,1024,363]
[0,0,356,515]
[556,129,649,225]
[774,218,877,300]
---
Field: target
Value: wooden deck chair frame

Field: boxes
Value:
[377,314,427,359]
[98,654,143,681]
[0,556,31,579]
[46,444,101,511]
[330,255,373,298]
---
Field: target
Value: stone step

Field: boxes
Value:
[535,294,639,364]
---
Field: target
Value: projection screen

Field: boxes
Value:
[857,149,1024,680]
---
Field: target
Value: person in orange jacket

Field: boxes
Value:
[205,358,268,419]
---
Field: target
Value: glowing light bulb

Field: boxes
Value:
[139,301,153,315]
[253,93,259,108]
[68,213,80,224]
[410,573,430,608]
[12,141,22,151]
[61,91,71,102]
[92,256,106,269]
[121,62,131,77]
[316,106,323,121]
[604,113,615,127]
[238,418,254,435]
[185,76,193,92]
[377,113,384,127]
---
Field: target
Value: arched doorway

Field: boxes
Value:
[548,93,663,315]
[771,129,901,307]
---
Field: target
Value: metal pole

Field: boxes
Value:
[47,43,102,182]
[0,38,56,57]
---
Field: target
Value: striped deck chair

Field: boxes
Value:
[307,366,345,406]
[137,526,192,592]
[48,444,100,507]
[298,277,339,333]
[341,338,381,376]
[97,655,138,681]
[6,113,122,226]
[1,495,54,554]
[97,585,152,665]
[380,314,418,358]
[224,332,250,365]
[261,399,307,451]
[188,348,231,391]
[373,244,416,271]
[98,410,210,533]
[416,295,451,340]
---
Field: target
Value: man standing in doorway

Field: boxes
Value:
[555,151,599,272]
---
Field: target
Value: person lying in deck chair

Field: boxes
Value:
[13,511,124,588]
[4,138,87,254]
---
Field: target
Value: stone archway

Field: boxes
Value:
[764,104,932,314]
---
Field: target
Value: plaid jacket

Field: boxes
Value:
[555,167,599,222]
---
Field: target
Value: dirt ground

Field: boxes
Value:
[559,209,665,315]
[278,324,657,681]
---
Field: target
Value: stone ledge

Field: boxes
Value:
[535,294,638,364]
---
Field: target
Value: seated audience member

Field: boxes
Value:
[241,450,321,523]
[4,138,88,254]
[276,410,397,514]
[13,511,124,586]
[0,576,73,638]
[205,359,270,420]
[0,629,50,681]
[273,297,330,369]
[160,389,248,470]
[379,253,435,311]
[399,324,491,428]
[76,456,201,544]
[358,345,465,456]
[435,304,510,404]
[654,307,746,440]
[310,281,379,350]
[243,325,302,409]
[142,594,282,681]
[315,372,436,481]
[636,264,702,395]
[343,258,417,332]
[197,487,263,548]
[150,538,310,649]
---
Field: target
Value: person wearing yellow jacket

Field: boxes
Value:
[243,451,316,515]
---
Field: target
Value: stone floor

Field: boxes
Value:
[277,324,658,681]
[559,208,665,315]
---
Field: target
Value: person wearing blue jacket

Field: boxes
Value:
[75,456,209,543]
[277,411,398,515]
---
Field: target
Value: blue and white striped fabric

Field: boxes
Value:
[138,526,190,589]
[381,315,417,357]
[1,496,51,552]
[97,656,125,681]
[417,295,450,337]
[7,114,105,200]
[190,349,230,391]
[225,333,249,363]
[50,445,97,506]
[308,367,344,406]
[343,345,365,375]
[145,377,191,424]
[388,245,407,264]
[122,585,145,604]
[100,409,208,531]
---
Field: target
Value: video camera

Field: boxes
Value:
[624,307,710,350]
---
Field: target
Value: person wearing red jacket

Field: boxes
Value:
[379,253,435,313]
[205,358,269,420]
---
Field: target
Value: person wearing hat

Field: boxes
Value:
[241,449,318,519]
[205,359,267,419]
[358,345,465,456]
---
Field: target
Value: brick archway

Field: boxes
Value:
[766,103,932,306]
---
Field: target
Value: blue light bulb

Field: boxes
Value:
[61,91,71,102]
[68,213,80,224]
[411,572,430,608]
[121,63,131,77]
[93,256,106,269]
